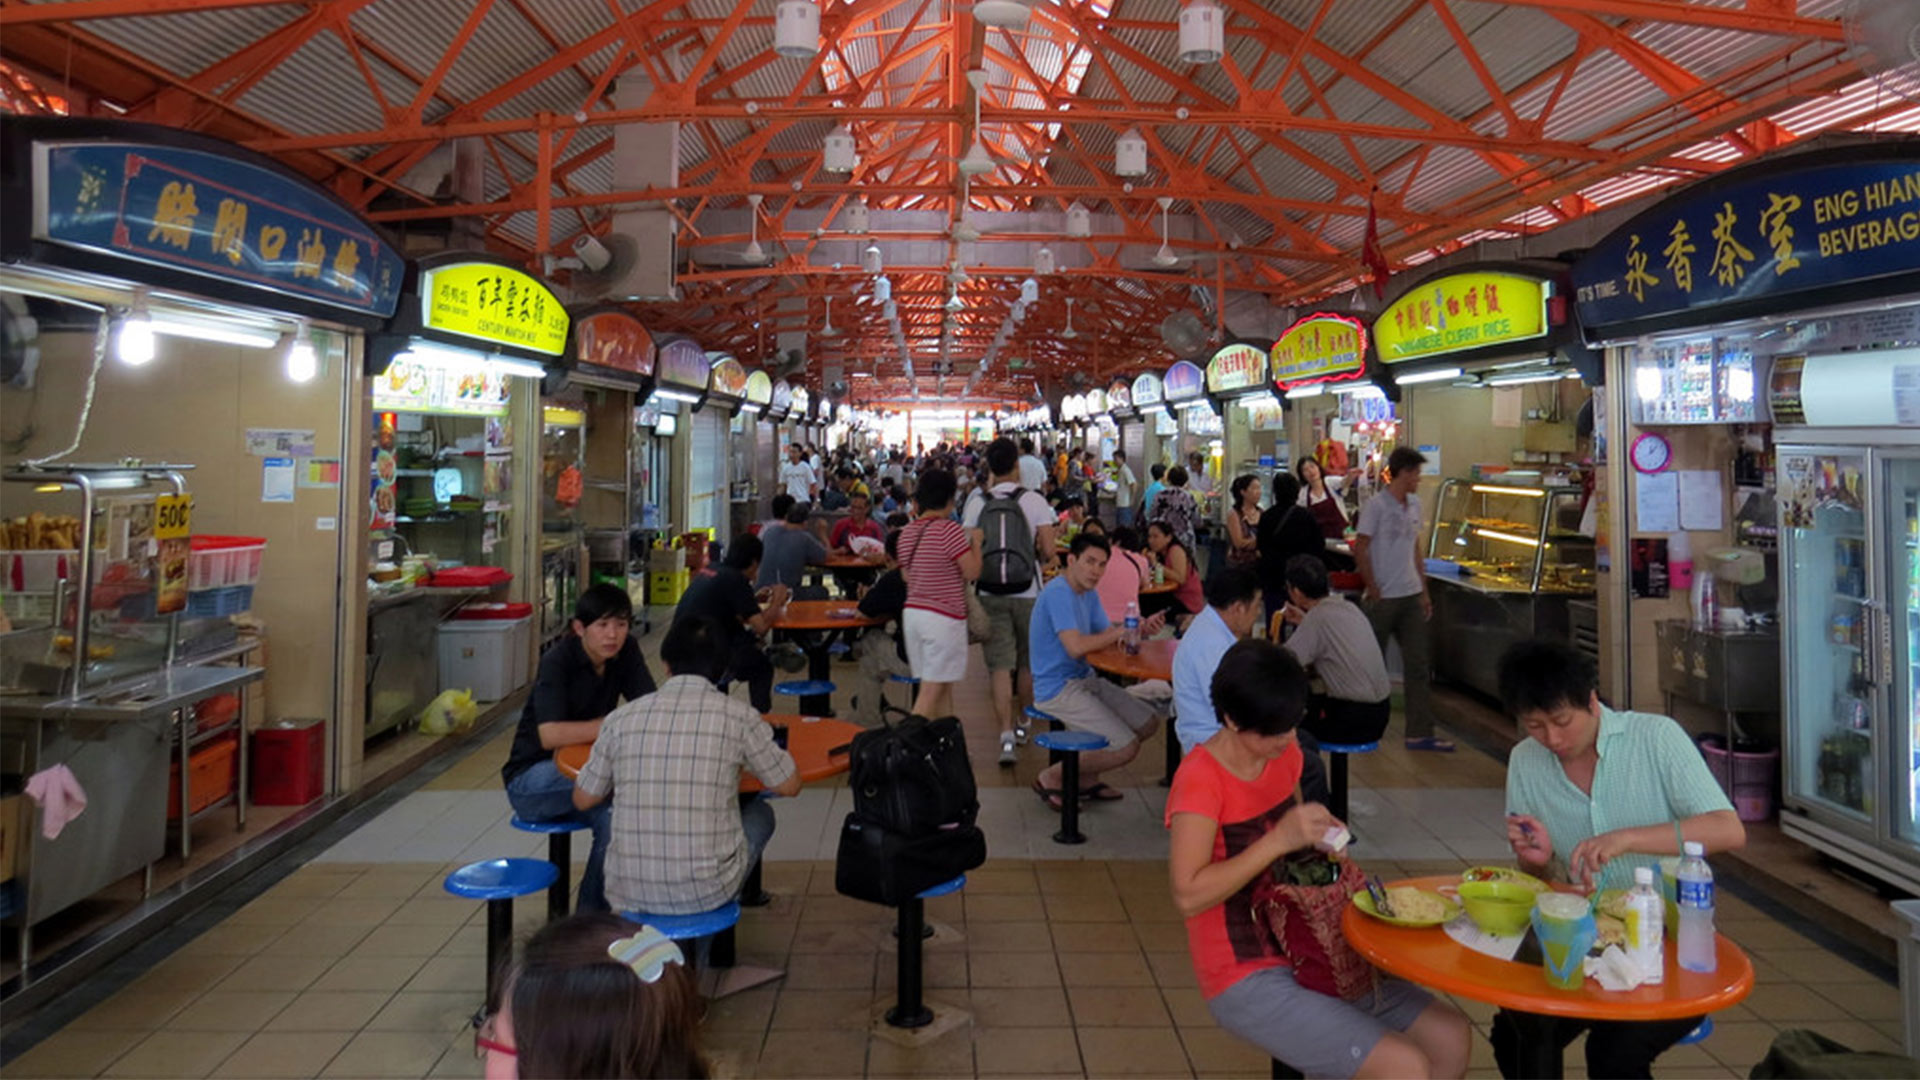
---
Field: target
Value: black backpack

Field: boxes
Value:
[975,487,1036,596]
[835,711,987,905]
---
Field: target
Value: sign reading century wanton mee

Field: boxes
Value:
[422,262,568,355]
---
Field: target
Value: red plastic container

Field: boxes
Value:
[253,718,326,806]
[452,602,535,620]
[423,566,513,588]
[679,532,710,572]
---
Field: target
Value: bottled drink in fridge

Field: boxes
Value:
[1123,601,1141,656]
[1626,866,1665,984]
[1676,841,1717,973]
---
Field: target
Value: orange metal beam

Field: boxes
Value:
[1466,0,1845,40]
[0,0,300,24]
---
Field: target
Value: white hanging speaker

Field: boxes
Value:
[1065,201,1091,239]
[774,0,820,58]
[972,0,1034,30]
[822,125,858,172]
[1114,128,1148,177]
[1178,0,1224,64]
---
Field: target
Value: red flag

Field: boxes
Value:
[1361,194,1391,299]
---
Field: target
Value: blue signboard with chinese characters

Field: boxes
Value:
[33,141,404,318]
[1573,150,1920,336]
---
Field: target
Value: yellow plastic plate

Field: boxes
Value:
[1352,889,1462,929]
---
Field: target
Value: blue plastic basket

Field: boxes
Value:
[185,585,254,618]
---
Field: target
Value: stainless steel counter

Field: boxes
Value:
[1427,574,1593,699]
[5,663,261,723]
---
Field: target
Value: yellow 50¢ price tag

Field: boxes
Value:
[155,494,193,540]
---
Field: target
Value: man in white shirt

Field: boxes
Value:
[1111,448,1138,528]
[1017,437,1048,493]
[1353,446,1450,751]
[779,443,816,504]
[965,437,1057,765]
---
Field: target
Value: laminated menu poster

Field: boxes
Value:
[1630,538,1670,599]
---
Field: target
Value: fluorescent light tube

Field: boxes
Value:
[488,357,550,380]
[1284,385,1325,400]
[149,316,278,349]
[653,387,704,404]
[1474,528,1540,547]
[1484,370,1566,387]
[1393,367,1462,386]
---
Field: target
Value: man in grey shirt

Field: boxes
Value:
[1353,446,1451,751]
[1279,555,1392,746]
[757,501,828,592]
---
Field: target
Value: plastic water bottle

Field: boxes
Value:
[1123,602,1141,655]
[1626,866,1665,984]
[1676,841,1717,973]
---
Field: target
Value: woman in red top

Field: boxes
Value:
[1166,640,1469,1079]
[1297,456,1351,540]
[1146,521,1204,627]
[898,468,980,717]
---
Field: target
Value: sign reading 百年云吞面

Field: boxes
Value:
[422,263,568,355]
[1375,272,1548,363]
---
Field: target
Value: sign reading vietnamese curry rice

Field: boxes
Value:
[35,141,405,317]
[1375,272,1548,363]
[575,311,654,376]
[422,263,568,355]
[1205,344,1269,395]
[1572,154,1920,332]
[656,339,710,391]
[1271,313,1367,389]
[1163,360,1205,402]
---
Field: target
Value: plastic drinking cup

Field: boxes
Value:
[1533,893,1597,991]
[1659,856,1681,928]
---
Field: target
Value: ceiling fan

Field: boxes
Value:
[1120,197,1220,271]
[690,193,775,267]
[820,294,841,338]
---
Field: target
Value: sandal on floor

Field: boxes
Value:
[1031,777,1064,811]
[1404,736,1457,752]
[1078,782,1125,801]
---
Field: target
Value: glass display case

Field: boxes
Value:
[1629,335,1765,425]
[1424,480,1597,697]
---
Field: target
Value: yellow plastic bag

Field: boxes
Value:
[419,688,478,736]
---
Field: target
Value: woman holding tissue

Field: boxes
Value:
[1167,640,1469,1080]
[1496,639,1746,1080]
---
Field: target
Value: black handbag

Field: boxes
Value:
[834,816,986,907]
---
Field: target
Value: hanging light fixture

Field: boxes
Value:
[1020,277,1040,305]
[1177,0,1225,64]
[1114,128,1148,177]
[115,293,154,366]
[973,0,1033,30]
[1065,201,1092,238]
[283,324,318,383]
[958,69,994,177]
[872,275,892,302]
[820,296,841,337]
[773,0,819,58]
[840,196,870,234]
[1034,246,1056,275]
[861,244,883,274]
[822,125,857,172]
[1153,197,1180,267]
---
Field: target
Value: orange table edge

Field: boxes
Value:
[552,714,863,793]
[770,599,886,632]
[1341,876,1754,1022]
[1087,638,1178,682]
[1139,580,1179,596]
[810,554,884,570]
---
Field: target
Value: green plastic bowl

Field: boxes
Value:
[1456,880,1538,936]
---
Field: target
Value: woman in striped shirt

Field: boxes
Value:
[899,468,981,717]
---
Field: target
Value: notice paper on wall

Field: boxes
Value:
[262,456,296,503]
[298,458,342,489]
[1491,388,1522,428]
[245,428,316,458]
[1677,470,1724,531]
[1634,471,1680,533]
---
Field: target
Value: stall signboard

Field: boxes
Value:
[1376,272,1548,363]
[1243,397,1286,431]
[1271,313,1368,388]
[421,262,568,356]
[1132,371,1166,409]
[1085,389,1108,416]
[1572,151,1920,335]
[790,386,811,420]
[372,351,512,418]
[656,339,710,391]
[1062,394,1085,421]
[1164,360,1205,402]
[1205,343,1269,395]
[574,311,654,378]
[35,141,406,318]
[769,380,794,418]
[744,370,773,411]
[1107,380,1133,413]
[708,355,748,400]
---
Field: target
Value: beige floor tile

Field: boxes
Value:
[1049,921,1144,954]
[171,990,300,1032]
[319,1030,452,1079]
[1655,1041,1728,1070]
[1044,893,1131,923]
[1120,890,1183,924]
[700,1030,764,1080]
[264,990,397,1032]
[299,897,407,928]
[1035,863,1116,895]
[404,954,487,994]
[228,896,327,925]
[791,920,891,953]
[920,948,969,990]
[969,951,1062,988]
[1703,1021,1782,1071]
[216,952,338,993]
[349,922,462,959]
[786,950,880,990]
[800,894,895,924]
[1180,1026,1272,1076]
[262,873,361,901]
[68,985,196,1030]
[1752,947,1881,983]
[4,1028,146,1079]
[1871,1019,1907,1044]
[1810,978,1906,1020]
[1650,1070,1741,1079]
[965,868,1041,895]
[336,870,445,901]
[1162,987,1216,1029]
[704,985,781,1034]
[1132,920,1190,952]
[310,955,430,994]
[101,1029,250,1078]
[965,894,1048,922]
[769,987,879,1031]
[1077,1025,1196,1077]
[964,920,1053,952]
[261,922,376,958]
[426,1039,485,1080]
[210,1031,353,1078]
[738,916,800,959]
[756,1029,869,1078]
[383,898,476,927]
[1147,950,1198,988]
[966,986,1073,1028]
[975,1027,1084,1075]
[1067,986,1172,1027]
[182,921,290,956]
[1059,950,1156,988]
[1741,983,1853,1023]
[865,1025,975,1078]
[364,990,481,1034]
[131,952,248,995]
[1725,919,1820,952]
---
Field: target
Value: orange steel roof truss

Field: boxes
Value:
[0,0,1898,400]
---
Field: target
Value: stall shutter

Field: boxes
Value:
[1123,421,1145,468]
[688,408,726,540]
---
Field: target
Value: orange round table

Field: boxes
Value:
[552,713,862,793]
[1343,876,1754,1077]
[811,553,884,571]
[769,600,884,715]
[1140,580,1178,596]
[1086,637,1177,682]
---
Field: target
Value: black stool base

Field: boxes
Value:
[545,834,571,920]
[1054,750,1087,845]
[887,897,933,1030]
[1329,752,1350,822]
[886,1005,934,1029]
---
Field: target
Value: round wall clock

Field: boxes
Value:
[1629,432,1673,474]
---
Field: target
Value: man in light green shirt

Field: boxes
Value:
[1496,638,1745,1079]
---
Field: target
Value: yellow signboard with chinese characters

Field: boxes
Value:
[1375,272,1548,363]
[422,263,569,356]
[1270,313,1367,388]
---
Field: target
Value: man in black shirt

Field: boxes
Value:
[1257,472,1329,627]
[673,533,788,712]
[501,584,655,913]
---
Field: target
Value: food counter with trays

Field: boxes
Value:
[1424,479,1597,698]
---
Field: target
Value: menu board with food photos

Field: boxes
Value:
[373,353,512,418]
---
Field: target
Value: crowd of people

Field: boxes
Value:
[482,433,1743,1080]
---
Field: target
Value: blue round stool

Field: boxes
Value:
[887,875,966,1030]
[887,673,920,713]
[1318,741,1378,823]
[1024,704,1065,761]
[510,816,590,920]
[1676,1017,1714,1045]
[621,900,743,968]
[1034,730,1110,845]
[774,679,837,698]
[444,858,559,1012]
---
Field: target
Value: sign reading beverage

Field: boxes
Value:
[1132,372,1165,408]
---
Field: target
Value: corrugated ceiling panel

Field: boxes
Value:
[83,6,302,85]
[235,32,385,139]
[1529,52,1658,142]
[1361,7,1488,119]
